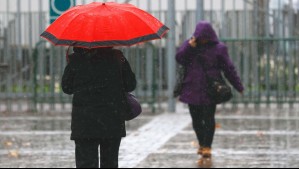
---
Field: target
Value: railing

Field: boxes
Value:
[223,38,299,106]
[1,38,298,113]
[0,0,299,113]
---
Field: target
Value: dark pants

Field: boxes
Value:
[75,138,122,168]
[189,105,217,148]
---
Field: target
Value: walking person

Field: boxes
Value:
[176,21,244,158]
[62,47,136,168]
[40,2,168,168]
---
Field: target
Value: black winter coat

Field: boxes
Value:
[62,48,137,140]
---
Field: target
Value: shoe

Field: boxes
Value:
[197,147,203,155]
[201,148,212,158]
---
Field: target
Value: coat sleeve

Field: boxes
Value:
[118,52,137,93]
[176,40,195,66]
[61,63,75,95]
[219,45,244,93]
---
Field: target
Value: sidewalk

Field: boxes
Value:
[135,105,299,168]
[0,104,299,168]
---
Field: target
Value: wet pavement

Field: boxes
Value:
[0,104,299,168]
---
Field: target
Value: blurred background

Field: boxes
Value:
[0,0,299,114]
[0,1,299,168]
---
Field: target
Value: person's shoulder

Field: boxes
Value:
[112,49,124,56]
[112,49,127,63]
[215,42,229,56]
[216,42,227,50]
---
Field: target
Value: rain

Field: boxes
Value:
[0,0,299,168]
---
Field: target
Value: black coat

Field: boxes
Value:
[62,48,137,140]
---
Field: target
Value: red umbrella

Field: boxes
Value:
[41,2,169,48]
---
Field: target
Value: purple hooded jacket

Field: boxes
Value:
[176,21,244,106]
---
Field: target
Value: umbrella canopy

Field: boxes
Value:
[41,2,169,48]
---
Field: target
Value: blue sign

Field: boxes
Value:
[50,0,76,23]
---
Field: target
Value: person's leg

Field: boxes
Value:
[189,104,217,157]
[100,138,122,168]
[75,140,100,168]
[189,105,205,148]
[200,105,217,148]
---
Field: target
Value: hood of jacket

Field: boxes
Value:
[193,21,219,44]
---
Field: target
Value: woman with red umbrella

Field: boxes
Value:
[42,2,168,168]
[62,47,136,168]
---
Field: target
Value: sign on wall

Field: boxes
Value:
[50,0,76,23]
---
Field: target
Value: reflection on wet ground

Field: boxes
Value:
[0,113,153,168]
[197,157,213,168]
[0,107,299,168]
[0,116,152,132]
[136,107,299,168]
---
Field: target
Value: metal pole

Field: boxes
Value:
[209,0,213,22]
[135,47,141,98]
[288,0,295,108]
[146,45,153,104]
[50,46,55,111]
[39,0,44,34]
[185,0,188,11]
[243,1,249,107]
[158,0,163,109]
[242,2,250,106]
[282,0,288,105]
[253,0,260,107]
[146,0,152,99]
[147,0,151,12]
[221,0,226,38]
[233,0,237,38]
[278,0,283,106]
[59,47,66,110]
[147,0,155,112]
[17,0,22,112]
[243,0,248,38]
[28,0,34,111]
[264,0,271,106]
[183,0,188,40]
[124,0,132,3]
[39,0,44,112]
[167,0,176,112]
[2,30,8,112]
[196,0,205,22]
[6,0,12,112]
[288,0,294,36]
